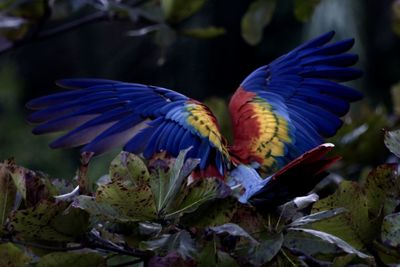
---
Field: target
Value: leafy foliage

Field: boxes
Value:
[3,144,400,266]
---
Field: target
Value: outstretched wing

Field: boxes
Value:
[229,31,362,173]
[27,79,230,174]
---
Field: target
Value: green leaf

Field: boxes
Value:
[288,208,346,228]
[181,197,237,227]
[161,0,206,23]
[6,162,56,206]
[288,228,372,260]
[241,0,276,45]
[96,181,156,221]
[392,0,400,36]
[165,178,230,219]
[211,223,258,244]
[181,27,226,39]
[293,0,320,22]
[144,230,196,259]
[37,252,106,267]
[10,201,88,242]
[109,152,150,186]
[363,164,400,218]
[198,239,239,267]
[311,181,372,248]
[150,148,199,215]
[284,229,343,256]
[278,193,319,223]
[0,163,17,226]
[0,243,31,267]
[384,129,400,158]
[381,212,400,248]
[239,233,283,266]
[72,195,131,222]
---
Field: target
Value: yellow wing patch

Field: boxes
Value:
[185,101,229,159]
[250,98,291,170]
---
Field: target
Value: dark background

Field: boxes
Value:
[1,0,399,179]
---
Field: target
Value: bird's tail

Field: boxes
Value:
[248,143,340,207]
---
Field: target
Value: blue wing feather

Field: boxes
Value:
[236,31,362,170]
[27,79,229,174]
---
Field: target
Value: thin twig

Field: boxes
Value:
[87,231,152,259]
[0,237,85,251]
[39,11,108,39]
[0,11,109,55]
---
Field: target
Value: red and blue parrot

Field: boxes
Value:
[26,31,362,206]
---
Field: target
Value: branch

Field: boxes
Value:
[38,11,109,39]
[0,237,84,251]
[0,232,153,261]
[0,11,109,55]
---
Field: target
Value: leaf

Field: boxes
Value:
[0,163,17,226]
[198,239,239,267]
[109,151,150,186]
[392,0,400,36]
[278,193,319,222]
[144,230,196,259]
[9,201,88,242]
[165,178,230,219]
[6,161,56,206]
[211,223,258,244]
[381,212,400,248]
[288,208,346,228]
[0,15,26,29]
[293,0,320,22]
[139,221,162,236]
[363,164,400,218]
[181,27,226,39]
[284,230,343,256]
[241,0,276,45]
[238,233,283,266]
[0,243,31,267]
[37,252,106,267]
[288,228,372,260]
[384,129,400,158]
[161,0,206,23]
[232,204,268,235]
[311,180,372,248]
[181,197,237,227]
[151,148,199,215]
[96,181,156,221]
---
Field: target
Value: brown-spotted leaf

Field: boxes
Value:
[96,181,156,221]
[311,181,371,248]
[9,201,88,242]
[5,161,57,206]
[109,152,150,186]
[363,164,400,218]
[72,195,132,222]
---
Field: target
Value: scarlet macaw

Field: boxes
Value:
[26,31,362,203]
